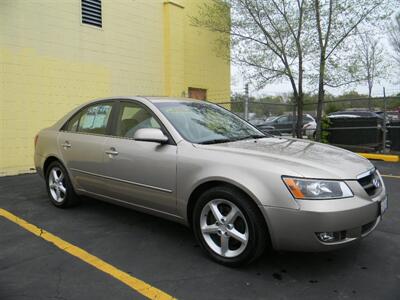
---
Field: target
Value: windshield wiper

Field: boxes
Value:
[198,135,267,145]
[198,138,232,145]
[233,134,267,141]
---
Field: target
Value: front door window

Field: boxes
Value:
[115,102,161,138]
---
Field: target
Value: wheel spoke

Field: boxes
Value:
[226,206,239,224]
[228,228,247,244]
[220,235,229,255]
[209,201,224,222]
[59,185,66,194]
[55,188,61,200]
[58,173,64,181]
[52,169,59,181]
[201,224,219,234]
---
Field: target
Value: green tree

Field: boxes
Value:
[356,33,388,100]
[389,13,400,80]
[192,0,311,138]
[313,0,393,140]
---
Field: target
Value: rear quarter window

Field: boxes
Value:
[64,112,81,132]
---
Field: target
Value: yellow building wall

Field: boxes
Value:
[183,0,230,102]
[0,0,230,176]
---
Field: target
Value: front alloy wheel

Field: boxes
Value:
[200,199,249,258]
[193,186,268,267]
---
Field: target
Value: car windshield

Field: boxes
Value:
[154,101,266,144]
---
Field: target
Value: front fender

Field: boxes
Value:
[176,145,300,224]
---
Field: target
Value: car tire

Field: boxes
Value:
[45,161,80,208]
[192,185,268,267]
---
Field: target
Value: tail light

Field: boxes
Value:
[34,134,39,148]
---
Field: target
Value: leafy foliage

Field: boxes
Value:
[192,0,396,140]
[320,115,331,144]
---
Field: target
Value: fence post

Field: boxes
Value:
[382,87,387,153]
[244,83,249,120]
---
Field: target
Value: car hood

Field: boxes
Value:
[195,137,373,179]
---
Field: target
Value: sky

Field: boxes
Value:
[231,64,400,98]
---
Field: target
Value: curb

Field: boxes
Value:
[357,153,400,162]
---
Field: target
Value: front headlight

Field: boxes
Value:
[282,177,353,199]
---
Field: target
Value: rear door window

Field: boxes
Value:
[77,103,113,135]
[62,101,115,136]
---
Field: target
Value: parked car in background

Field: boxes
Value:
[328,111,383,119]
[387,111,400,121]
[262,114,316,138]
[34,97,387,266]
[249,118,281,136]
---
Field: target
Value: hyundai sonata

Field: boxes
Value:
[34,97,388,266]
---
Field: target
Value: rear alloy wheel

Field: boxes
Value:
[193,186,268,267]
[46,161,79,208]
[48,166,67,203]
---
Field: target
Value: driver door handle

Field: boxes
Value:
[105,148,119,156]
[61,141,71,149]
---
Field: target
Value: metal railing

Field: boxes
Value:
[215,96,400,154]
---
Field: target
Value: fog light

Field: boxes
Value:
[317,232,336,242]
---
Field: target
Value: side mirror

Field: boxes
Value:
[133,128,169,144]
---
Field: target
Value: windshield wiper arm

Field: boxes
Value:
[198,138,232,145]
[233,134,266,141]
[198,134,267,145]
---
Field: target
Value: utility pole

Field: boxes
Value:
[382,87,387,153]
[244,83,249,120]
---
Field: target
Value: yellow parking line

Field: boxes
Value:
[357,153,400,162]
[0,208,176,300]
[381,174,400,179]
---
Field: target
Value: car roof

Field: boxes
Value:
[93,96,207,104]
[143,96,206,103]
[330,110,375,114]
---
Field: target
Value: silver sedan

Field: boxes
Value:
[34,97,388,266]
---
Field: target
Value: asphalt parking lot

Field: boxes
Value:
[0,161,399,300]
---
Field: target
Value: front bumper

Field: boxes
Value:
[264,182,387,252]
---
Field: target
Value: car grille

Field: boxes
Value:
[357,169,382,197]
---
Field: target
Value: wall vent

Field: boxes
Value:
[82,0,102,28]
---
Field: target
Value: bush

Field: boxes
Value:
[321,115,331,143]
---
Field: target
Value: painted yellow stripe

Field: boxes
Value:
[0,208,176,300]
[357,153,400,162]
[381,174,400,179]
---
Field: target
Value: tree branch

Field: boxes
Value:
[325,2,381,59]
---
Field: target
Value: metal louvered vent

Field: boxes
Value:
[82,0,102,28]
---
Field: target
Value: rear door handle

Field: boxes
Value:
[105,148,119,156]
[62,141,71,149]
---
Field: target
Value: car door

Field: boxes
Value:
[102,100,177,215]
[274,116,292,134]
[58,101,115,195]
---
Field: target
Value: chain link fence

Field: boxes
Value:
[215,96,400,154]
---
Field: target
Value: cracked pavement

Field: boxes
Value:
[0,161,399,299]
